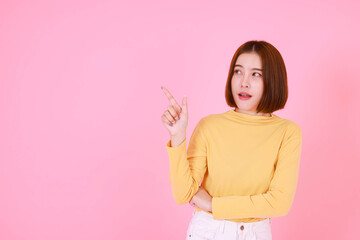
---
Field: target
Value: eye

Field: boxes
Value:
[234,69,241,74]
[253,72,262,77]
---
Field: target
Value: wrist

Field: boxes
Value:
[170,134,186,147]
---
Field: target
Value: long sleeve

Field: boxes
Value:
[166,119,208,205]
[212,124,303,220]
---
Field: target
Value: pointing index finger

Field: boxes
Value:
[162,87,182,112]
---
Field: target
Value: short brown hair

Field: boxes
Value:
[225,40,288,114]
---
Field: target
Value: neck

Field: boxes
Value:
[235,108,272,117]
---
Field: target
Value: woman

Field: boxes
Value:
[161,40,303,240]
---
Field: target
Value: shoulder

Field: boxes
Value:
[196,112,225,127]
[280,118,302,139]
[191,113,223,136]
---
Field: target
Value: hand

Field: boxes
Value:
[161,86,188,137]
[189,186,213,212]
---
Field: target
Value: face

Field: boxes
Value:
[231,52,269,116]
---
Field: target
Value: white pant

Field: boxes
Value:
[186,210,272,240]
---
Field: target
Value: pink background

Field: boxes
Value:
[1,0,359,239]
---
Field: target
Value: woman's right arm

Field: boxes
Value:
[165,119,208,205]
[161,86,207,205]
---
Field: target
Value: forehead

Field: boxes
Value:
[235,52,262,68]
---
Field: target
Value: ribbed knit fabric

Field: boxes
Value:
[166,109,302,223]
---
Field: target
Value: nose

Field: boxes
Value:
[241,75,250,88]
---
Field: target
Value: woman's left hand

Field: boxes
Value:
[189,186,213,212]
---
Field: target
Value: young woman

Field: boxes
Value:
[161,40,303,240]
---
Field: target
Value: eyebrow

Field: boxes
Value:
[235,64,262,71]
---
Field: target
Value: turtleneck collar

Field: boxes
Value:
[223,109,280,125]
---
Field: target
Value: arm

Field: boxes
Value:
[212,124,303,220]
[166,119,207,205]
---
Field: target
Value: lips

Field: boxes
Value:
[238,95,251,100]
[238,92,252,97]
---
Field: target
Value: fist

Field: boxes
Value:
[189,186,213,212]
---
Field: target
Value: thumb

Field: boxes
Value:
[182,95,187,114]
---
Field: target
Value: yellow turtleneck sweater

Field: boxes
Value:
[165,109,303,223]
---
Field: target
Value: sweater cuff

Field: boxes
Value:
[212,196,246,220]
[212,197,227,219]
[166,138,186,150]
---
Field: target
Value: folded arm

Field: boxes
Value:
[212,126,303,220]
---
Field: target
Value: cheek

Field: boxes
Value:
[231,80,237,93]
[254,80,264,94]
[231,77,240,88]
